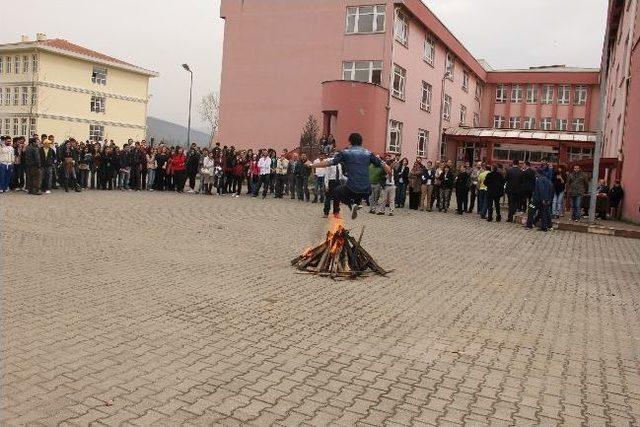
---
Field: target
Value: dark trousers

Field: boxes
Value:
[26,166,41,194]
[269,173,276,194]
[41,166,52,191]
[324,179,340,215]
[431,185,441,210]
[174,170,186,192]
[507,192,520,221]
[254,174,269,197]
[456,189,468,214]
[468,185,477,212]
[129,165,140,190]
[275,174,286,198]
[331,184,368,213]
[12,164,25,189]
[234,175,243,195]
[296,176,310,201]
[289,174,297,199]
[156,169,166,191]
[395,183,407,207]
[141,169,147,190]
[486,194,502,220]
[78,168,89,188]
[187,170,197,190]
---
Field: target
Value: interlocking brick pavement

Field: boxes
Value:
[2,191,640,426]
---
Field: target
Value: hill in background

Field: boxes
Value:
[147,116,211,147]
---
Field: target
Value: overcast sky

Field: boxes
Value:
[2,0,607,130]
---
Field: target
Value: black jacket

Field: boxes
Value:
[441,170,455,189]
[485,170,505,197]
[421,168,436,185]
[455,171,471,191]
[519,168,536,194]
[505,166,522,194]
[39,147,56,167]
[24,144,40,167]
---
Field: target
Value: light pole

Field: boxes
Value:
[182,63,193,148]
[437,71,452,161]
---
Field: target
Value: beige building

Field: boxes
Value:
[0,33,158,143]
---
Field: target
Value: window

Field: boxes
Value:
[473,112,480,127]
[14,56,20,73]
[13,118,19,136]
[568,147,594,162]
[90,96,106,113]
[29,118,36,135]
[556,119,568,131]
[462,71,469,92]
[423,36,435,65]
[572,118,585,131]
[541,117,553,130]
[22,55,28,73]
[459,105,467,125]
[20,118,27,137]
[12,87,19,106]
[394,10,408,45]
[417,129,428,157]
[526,84,538,103]
[21,87,28,105]
[0,57,3,73]
[558,85,570,105]
[541,85,554,104]
[346,5,385,34]
[493,115,505,128]
[343,61,382,85]
[420,81,432,111]
[495,84,507,103]
[6,56,11,74]
[31,86,37,105]
[574,85,587,105]
[443,94,451,121]
[92,67,107,85]
[388,120,402,153]
[89,124,105,141]
[3,119,9,135]
[392,64,406,100]
[4,88,9,106]
[32,54,38,73]
[511,85,523,103]
[475,82,482,100]
[445,52,455,77]
[523,117,536,130]
[509,116,520,129]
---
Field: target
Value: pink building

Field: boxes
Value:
[602,0,639,223]
[218,0,602,166]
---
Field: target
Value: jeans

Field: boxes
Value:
[552,192,564,217]
[324,179,340,215]
[369,184,381,212]
[147,168,156,190]
[507,192,520,221]
[377,185,396,214]
[296,176,310,201]
[41,166,52,191]
[78,168,89,188]
[90,170,98,189]
[119,169,130,189]
[570,195,582,220]
[395,182,407,207]
[313,176,325,203]
[455,189,468,214]
[486,194,501,220]
[332,184,368,213]
[468,184,477,212]
[478,189,487,217]
[254,174,270,197]
[0,163,13,191]
[275,174,287,197]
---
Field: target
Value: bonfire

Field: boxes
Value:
[291,217,389,279]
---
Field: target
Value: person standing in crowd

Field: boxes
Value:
[566,164,589,222]
[295,153,311,202]
[155,146,168,191]
[519,161,536,212]
[526,169,554,231]
[146,148,157,191]
[309,133,391,219]
[408,159,424,210]
[552,166,566,219]
[255,150,272,198]
[49,135,59,189]
[247,154,259,196]
[484,164,504,222]
[118,144,131,190]
[90,143,101,190]
[24,137,42,195]
[12,138,25,191]
[395,158,409,208]
[186,143,200,193]
[232,153,244,196]
[0,137,15,193]
[419,160,435,211]
[170,147,187,193]
[595,179,610,220]
[377,156,397,216]
[129,141,142,191]
[39,138,55,194]
[539,159,553,181]
[312,154,326,204]
[288,153,298,200]
[439,164,454,213]
[274,150,289,199]
[201,150,215,195]
[505,160,522,222]
[476,164,489,218]
[608,180,624,220]
[454,164,470,215]
[323,151,342,218]
[268,150,277,196]
[368,161,383,214]
[432,162,444,212]
[468,161,480,213]
[78,143,91,189]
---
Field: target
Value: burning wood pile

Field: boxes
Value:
[291,219,389,279]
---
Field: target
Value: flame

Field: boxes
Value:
[302,247,314,258]
[327,215,346,254]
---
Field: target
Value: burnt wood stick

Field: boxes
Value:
[317,245,332,272]
[291,242,327,265]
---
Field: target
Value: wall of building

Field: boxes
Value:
[218,0,394,153]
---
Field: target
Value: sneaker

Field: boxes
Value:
[0,190,3,193]
[388,212,394,216]
[377,212,385,216]
[369,210,376,214]
[45,190,51,194]
[351,204,361,220]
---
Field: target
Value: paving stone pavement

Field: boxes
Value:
[1,190,640,427]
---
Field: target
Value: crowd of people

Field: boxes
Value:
[0,133,625,231]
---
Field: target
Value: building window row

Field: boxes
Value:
[89,124,105,141]
[1,117,36,137]
[420,81,432,112]
[392,64,406,100]
[496,83,588,105]
[342,61,382,85]
[0,54,38,74]
[443,94,452,121]
[494,115,586,131]
[1,86,37,106]
[394,10,409,46]
[388,120,402,153]
[346,5,386,34]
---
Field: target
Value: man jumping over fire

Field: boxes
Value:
[309,133,392,220]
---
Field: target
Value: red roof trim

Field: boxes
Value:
[41,39,135,67]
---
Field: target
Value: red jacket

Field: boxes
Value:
[170,154,186,172]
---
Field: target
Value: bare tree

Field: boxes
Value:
[199,92,220,143]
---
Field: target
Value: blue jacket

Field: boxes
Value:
[539,165,553,181]
[330,146,383,194]
[533,175,554,204]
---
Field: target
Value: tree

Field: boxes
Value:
[199,92,220,142]
[299,115,320,148]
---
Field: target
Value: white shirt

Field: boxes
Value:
[0,145,15,165]
[258,156,271,175]
[324,159,343,183]
[202,156,215,174]
[313,159,326,178]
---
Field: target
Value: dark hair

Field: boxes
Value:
[524,161,531,166]
[512,160,520,166]
[349,133,363,146]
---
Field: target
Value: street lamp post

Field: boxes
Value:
[437,71,452,161]
[182,63,193,148]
